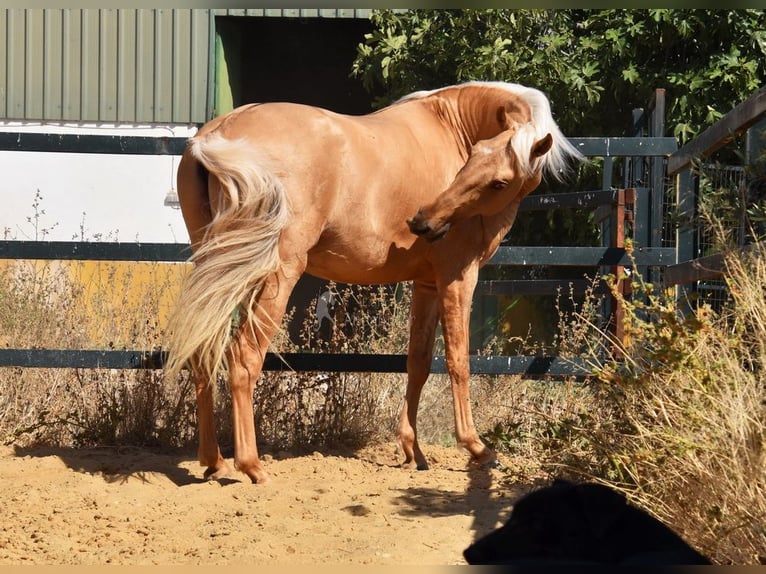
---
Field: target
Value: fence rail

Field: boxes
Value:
[0,240,191,262]
[0,240,676,267]
[0,133,676,158]
[1,120,678,377]
[0,349,593,377]
[666,84,766,291]
[4,87,763,379]
[0,132,188,155]
[666,86,766,177]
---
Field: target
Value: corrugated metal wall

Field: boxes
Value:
[0,8,372,124]
[0,9,211,123]
[214,9,371,18]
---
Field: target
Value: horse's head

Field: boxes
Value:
[407,127,553,242]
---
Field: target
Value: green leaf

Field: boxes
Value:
[622,64,639,84]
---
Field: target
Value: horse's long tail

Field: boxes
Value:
[164,133,290,385]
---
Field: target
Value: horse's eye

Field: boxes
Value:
[490,180,508,190]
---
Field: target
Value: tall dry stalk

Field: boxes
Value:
[552,235,766,564]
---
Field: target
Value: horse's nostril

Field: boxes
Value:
[408,220,429,236]
[407,213,431,236]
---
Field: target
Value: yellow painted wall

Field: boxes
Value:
[1,259,190,349]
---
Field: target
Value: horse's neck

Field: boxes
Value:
[434,86,530,144]
[479,201,523,264]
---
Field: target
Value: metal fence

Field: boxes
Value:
[663,85,766,295]
[0,100,682,379]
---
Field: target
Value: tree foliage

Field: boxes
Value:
[353,9,766,142]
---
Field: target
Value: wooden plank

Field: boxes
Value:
[474,279,603,296]
[0,241,191,262]
[520,189,618,212]
[0,241,677,267]
[663,253,725,286]
[609,188,629,353]
[0,132,188,155]
[489,246,675,267]
[0,349,153,369]
[663,243,759,286]
[667,85,766,176]
[0,136,672,160]
[569,137,677,158]
[0,349,593,377]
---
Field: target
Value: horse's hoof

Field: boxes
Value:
[400,460,429,471]
[469,452,501,471]
[242,464,271,484]
[250,473,271,485]
[203,466,232,481]
[480,458,503,471]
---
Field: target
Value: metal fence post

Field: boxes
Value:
[675,167,697,306]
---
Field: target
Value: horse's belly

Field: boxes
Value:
[305,243,424,285]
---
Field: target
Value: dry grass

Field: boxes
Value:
[1,198,764,564]
[0,257,196,447]
[525,235,766,565]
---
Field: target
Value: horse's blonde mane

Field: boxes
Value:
[399,81,583,182]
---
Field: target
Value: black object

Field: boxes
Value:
[464,479,711,565]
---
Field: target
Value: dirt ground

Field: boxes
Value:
[0,441,545,565]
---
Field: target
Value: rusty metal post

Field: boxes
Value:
[608,188,636,356]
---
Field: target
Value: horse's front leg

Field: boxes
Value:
[437,266,497,468]
[399,281,439,470]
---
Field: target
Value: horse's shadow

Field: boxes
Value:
[11,444,211,487]
[316,446,543,543]
[13,444,540,544]
[389,464,543,543]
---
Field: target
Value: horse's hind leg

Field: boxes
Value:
[228,260,304,484]
[398,281,439,470]
[193,365,234,480]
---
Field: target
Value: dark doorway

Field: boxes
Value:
[214,15,380,345]
[215,16,375,115]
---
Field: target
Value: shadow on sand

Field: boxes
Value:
[11,444,217,487]
[12,442,548,547]
[390,463,548,544]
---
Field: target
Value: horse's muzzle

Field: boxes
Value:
[407,210,451,242]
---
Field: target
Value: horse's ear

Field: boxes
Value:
[496,106,523,131]
[531,133,553,159]
[496,105,526,131]
[496,106,511,130]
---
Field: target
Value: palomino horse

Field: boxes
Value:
[166,81,583,484]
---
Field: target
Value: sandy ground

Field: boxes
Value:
[0,441,544,566]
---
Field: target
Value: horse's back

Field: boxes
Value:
[192,99,460,210]
[197,98,446,153]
